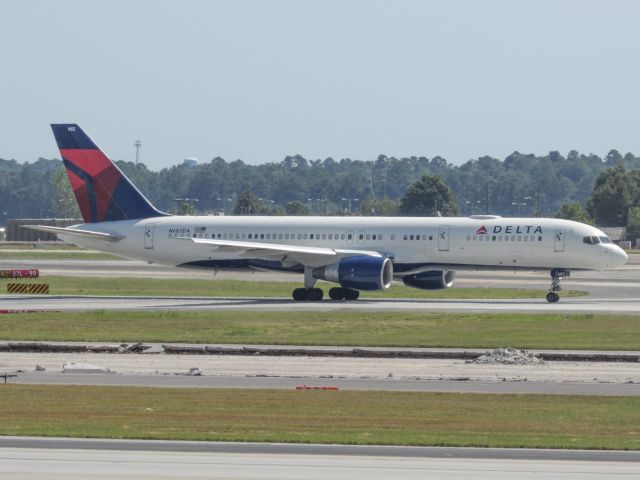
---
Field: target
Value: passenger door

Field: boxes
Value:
[438,225,451,251]
[144,224,155,250]
[554,229,565,252]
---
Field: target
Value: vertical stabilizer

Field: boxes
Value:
[51,124,166,223]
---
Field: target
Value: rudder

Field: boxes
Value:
[51,124,166,223]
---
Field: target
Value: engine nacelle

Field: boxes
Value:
[402,270,455,290]
[313,256,393,291]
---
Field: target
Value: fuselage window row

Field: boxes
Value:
[467,235,543,242]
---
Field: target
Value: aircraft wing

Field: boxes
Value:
[22,225,123,242]
[190,237,383,267]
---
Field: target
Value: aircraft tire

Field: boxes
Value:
[329,287,345,300]
[292,288,309,301]
[344,288,360,301]
[546,292,560,303]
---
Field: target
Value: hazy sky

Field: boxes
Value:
[2,0,640,169]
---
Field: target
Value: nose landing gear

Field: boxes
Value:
[547,268,570,303]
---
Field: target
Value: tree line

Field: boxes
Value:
[1,149,639,235]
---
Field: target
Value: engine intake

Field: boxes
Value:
[402,270,455,290]
[313,256,393,291]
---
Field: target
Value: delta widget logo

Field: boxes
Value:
[476,225,488,235]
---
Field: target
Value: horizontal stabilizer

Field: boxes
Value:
[22,225,123,242]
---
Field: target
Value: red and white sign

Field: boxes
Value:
[0,269,39,279]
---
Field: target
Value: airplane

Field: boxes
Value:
[27,124,628,303]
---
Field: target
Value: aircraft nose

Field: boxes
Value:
[612,245,629,267]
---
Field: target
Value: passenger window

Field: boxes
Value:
[379,234,383,240]
[492,236,496,241]
[285,233,289,239]
[298,234,302,239]
[391,234,395,240]
[366,234,370,240]
[322,234,326,240]
[403,235,408,241]
[372,234,376,240]
[328,234,332,240]
[303,234,308,239]
[347,234,352,240]
[538,236,542,241]
[310,234,314,240]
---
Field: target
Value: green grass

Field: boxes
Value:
[1,385,639,449]
[1,310,638,350]
[2,275,586,299]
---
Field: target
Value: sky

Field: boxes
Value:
[2,0,640,169]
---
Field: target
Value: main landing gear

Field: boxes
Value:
[292,287,324,301]
[291,268,360,301]
[291,286,360,301]
[329,287,360,301]
[546,268,570,303]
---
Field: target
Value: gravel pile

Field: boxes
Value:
[468,348,545,365]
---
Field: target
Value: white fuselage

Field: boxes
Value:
[58,215,628,274]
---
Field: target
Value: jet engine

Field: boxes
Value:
[402,270,455,290]
[313,256,393,291]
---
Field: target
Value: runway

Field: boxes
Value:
[3,293,640,313]
[8,372,640,396]
[1,438,639,479]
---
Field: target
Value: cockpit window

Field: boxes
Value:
[599,236,612,244]
[583,236,601,245]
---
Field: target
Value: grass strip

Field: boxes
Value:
[0,385,639,450]
[1,276,586,299]
[0,311,638,350]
